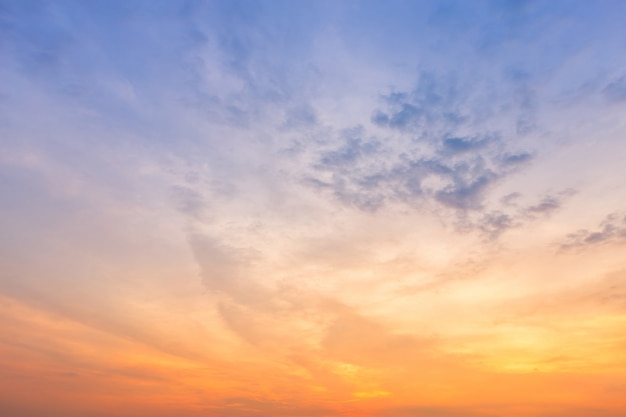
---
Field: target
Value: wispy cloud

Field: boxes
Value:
[559,213,626,251]
[604,74,626,103]
[2,1,626,416]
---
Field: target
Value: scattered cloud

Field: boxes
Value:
[458,189,575,240]
[441,136,492,155]
[604,75,626,103]
[523,189,576,218]
[476,211,516,239]
[559,213,626,251]
[189,234,267,306]
[307,132,533,213]
[171,185,208,220]
[2,1,626,416]
[301,69,540,215]
[500,192,522,206]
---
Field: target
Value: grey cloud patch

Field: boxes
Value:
[559,213,626,251]
[523,189,576,218]
[317,137,381,169]
[525,195,560,215]
[498,151,533,166]
[500,192,521,206]
[303,70,538,214]
[476,211,515,240]
[371,73,466,133]
[604,75,626,103]
[308,131,531,212]
[467,189,574,240]
[170,185,207,220]
[283,103,317,129]
[189,234,267,305]
[442,136,492,155]
[372,69,537,141]
[435,167,497,210]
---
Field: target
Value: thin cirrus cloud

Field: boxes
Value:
[2,1,626,416]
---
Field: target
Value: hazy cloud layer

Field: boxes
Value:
[2,1,626,416]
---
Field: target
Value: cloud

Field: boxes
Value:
[371,73,466,134]
[308,131,532,213]
[435,167,497,210]
[301,68,540,215]
[559,213,626,251]
[283,103,317,129]
[441,137,492,155]
[500,192,522,206]
[189,234,268,306]
[498,152,533,166]
[317,137,381,169]
[525,195,561,214]
[462,189,575,239]
[174,1,324,131]
[2,2,626,415]
[170,185,208,220]
[3,0,550,224]
[216,301,271,346]
[476,211,515,239]
[604,75,626,103]
[522,189,576,218]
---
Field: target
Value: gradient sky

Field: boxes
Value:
[2,1,626,416]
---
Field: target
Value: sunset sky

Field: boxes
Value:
[2,1,626,416]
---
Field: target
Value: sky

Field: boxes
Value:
[1,0,626,416]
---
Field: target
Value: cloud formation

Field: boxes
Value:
[559,213,626,251]
[2,1,626,416]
